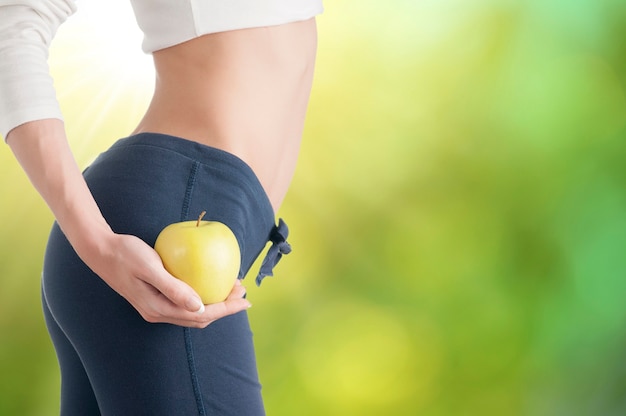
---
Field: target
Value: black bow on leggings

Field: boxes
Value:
[255,218,292,286]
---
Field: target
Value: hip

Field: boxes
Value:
[82,132,276,276]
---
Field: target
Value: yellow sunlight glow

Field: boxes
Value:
[49,1,155,163]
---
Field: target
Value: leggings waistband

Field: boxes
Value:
[111,132,273,214]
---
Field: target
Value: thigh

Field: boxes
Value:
[188,312,264,415]
[42,287,101,416]
[43,223,198,415]
[43,219,265,416]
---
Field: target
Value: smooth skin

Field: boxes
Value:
[7,18,317,328]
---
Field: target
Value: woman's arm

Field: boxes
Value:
[1,3,251,326]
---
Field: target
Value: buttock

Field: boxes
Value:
[83,132,288,281]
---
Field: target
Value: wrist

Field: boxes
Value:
[59,212,115,264]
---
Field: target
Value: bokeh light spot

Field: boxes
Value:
[294,301,441,411]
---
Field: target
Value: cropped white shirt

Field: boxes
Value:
[0,0,324,139]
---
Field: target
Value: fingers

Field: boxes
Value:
[191,280,251,327]
[136,278,251,328]
[111,234,206,315]
[142,257,206,314]
[199,296,252,326]
[227,279,247,300]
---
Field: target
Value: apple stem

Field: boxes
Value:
[197,211,206,227]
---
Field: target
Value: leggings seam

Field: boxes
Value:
[181,162,206,415]
[181,161,200,222]
[184,328,206,416]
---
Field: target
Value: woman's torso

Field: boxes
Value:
[131,18,318,212]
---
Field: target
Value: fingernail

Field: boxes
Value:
[246,301,252,309]
[196,303,206,314]
[188,298,205,314]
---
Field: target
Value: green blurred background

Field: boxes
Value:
[2,1,626,415]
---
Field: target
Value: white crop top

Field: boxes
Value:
[0,0,324,139]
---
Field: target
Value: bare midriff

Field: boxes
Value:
[132,18,318,212]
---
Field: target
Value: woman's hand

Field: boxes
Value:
[82,232,252,328]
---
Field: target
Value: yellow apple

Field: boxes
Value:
[154,211,241,304]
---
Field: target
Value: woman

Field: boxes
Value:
[0,1,322,414]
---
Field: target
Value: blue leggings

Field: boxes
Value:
[42,133,280,415]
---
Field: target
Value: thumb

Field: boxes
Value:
[150,266,205,314]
